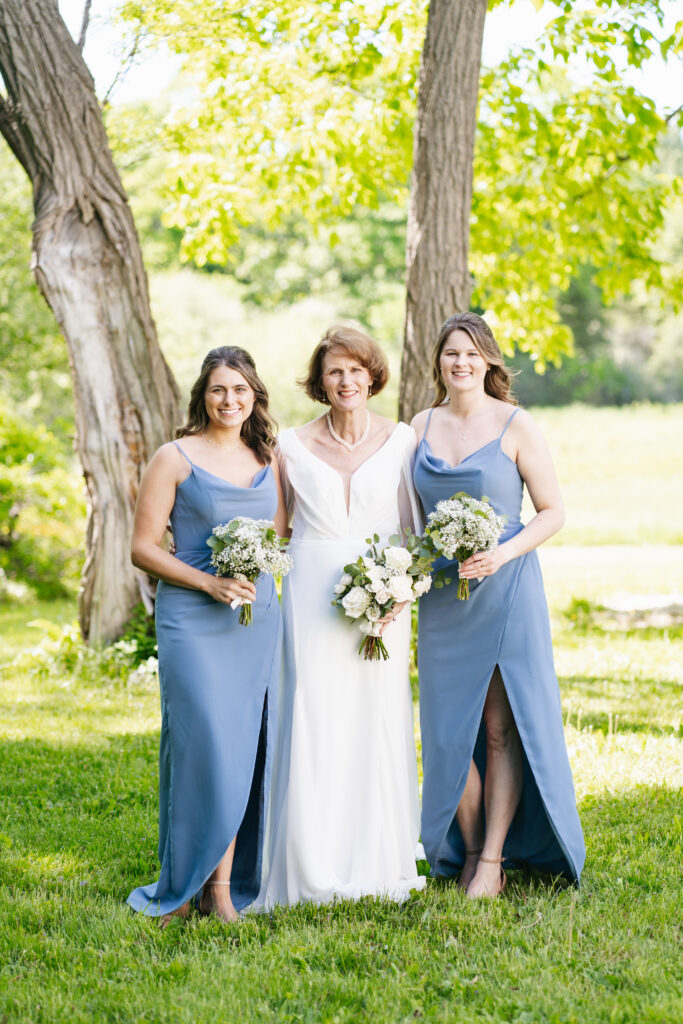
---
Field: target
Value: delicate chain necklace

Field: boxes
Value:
[202,432,242,451]
[326,411,371,452]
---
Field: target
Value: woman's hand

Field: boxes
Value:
[378,601,408,634]
[204,575,257,606]
[458,546,507,581]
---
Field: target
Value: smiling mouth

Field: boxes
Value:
[219,408,241,415]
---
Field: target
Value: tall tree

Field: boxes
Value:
[0,0,180,643]
[123,0,679,418]
[399,0,488,418]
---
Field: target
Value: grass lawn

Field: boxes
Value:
[1,549,681,1023]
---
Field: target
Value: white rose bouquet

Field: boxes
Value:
[332,532,433,661]
[423,491,506,600]
[207,517,293,625]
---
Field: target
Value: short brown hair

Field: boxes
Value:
[432,312,517,407]
[299,324,390,405]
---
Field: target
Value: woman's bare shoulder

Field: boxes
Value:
[409,407,432,436]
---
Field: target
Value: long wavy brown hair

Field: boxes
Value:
[176,346,277,464]
[431,312,517,407]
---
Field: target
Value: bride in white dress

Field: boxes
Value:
[258,324,426,907]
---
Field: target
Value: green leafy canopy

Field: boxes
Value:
[116,0,681,363]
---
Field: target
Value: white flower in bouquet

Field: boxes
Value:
[341,586,372,619]
[359,619,382,637]
[207,516,292,625]
[413,576,432,597]
[423,491,505,600]
[387,575,415,603]
[332,531,436,661]
[384,546,414,573]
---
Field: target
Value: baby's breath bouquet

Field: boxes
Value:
[207,517,292,625]
[423,492,506,600]
[332,532,433,660]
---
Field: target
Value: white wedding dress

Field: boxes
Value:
[257,422,426,907]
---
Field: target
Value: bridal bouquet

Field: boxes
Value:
[207,517,292,625]
[423,492,506,600]
[332,532,433,661]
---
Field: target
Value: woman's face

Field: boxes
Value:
[204,365,255,431]
[439,330,488,395]
[321,350,373,413]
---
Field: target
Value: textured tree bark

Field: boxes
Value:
[399,0,488,421]
[0,0,181,643]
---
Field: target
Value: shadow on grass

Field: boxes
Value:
[558,673,681,735]
[0,733,681,907]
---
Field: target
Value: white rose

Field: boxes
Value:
[413,575,432,597]
[384,546,413,573]
[333,582,347,595]
[375,588,391,605]
[387,575,414,603]
[369,578,385,593]
[341,586,371,619]
[365,565,385,582]
[362,557,376,569]
[366,604,381,622]
[340,572,353,586]
[359,618,382,636]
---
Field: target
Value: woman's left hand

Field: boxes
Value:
[378,601,408,634]
[458,547,507,580]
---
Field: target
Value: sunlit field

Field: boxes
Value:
[1,540,680,1023]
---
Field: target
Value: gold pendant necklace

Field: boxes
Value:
[202,433,242,451]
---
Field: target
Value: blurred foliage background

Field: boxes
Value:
[1,0,682,601]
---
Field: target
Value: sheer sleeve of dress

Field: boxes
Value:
[275,439,295,527]
[398,426,423,534]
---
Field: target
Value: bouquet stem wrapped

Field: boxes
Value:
[207,517,292,625]
[423,492,506,600]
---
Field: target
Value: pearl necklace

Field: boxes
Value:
[326,411,371,452]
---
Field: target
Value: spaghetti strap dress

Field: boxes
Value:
[413,409,585,882]
[127,443,282,916]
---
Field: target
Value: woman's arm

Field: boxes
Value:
[459,411,564,580]
[131,445,256,604]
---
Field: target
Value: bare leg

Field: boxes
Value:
[467,667,523,898]
[455,759,484,889]
[199,837,239,922]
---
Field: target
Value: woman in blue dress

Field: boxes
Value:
[412,313,585,898]
[127,346,286,923]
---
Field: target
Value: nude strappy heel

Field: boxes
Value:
[475,856,507,896]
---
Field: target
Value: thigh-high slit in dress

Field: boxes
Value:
[413,409,585,882]
[127,444,282,916]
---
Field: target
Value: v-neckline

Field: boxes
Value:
[290,425,402,515]
[187,461,270,490]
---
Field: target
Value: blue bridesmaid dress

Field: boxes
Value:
[127,443,282,916]
[414,409,585,882]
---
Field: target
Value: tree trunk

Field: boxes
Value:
[0,0,181,643]
[399,0,488,421]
